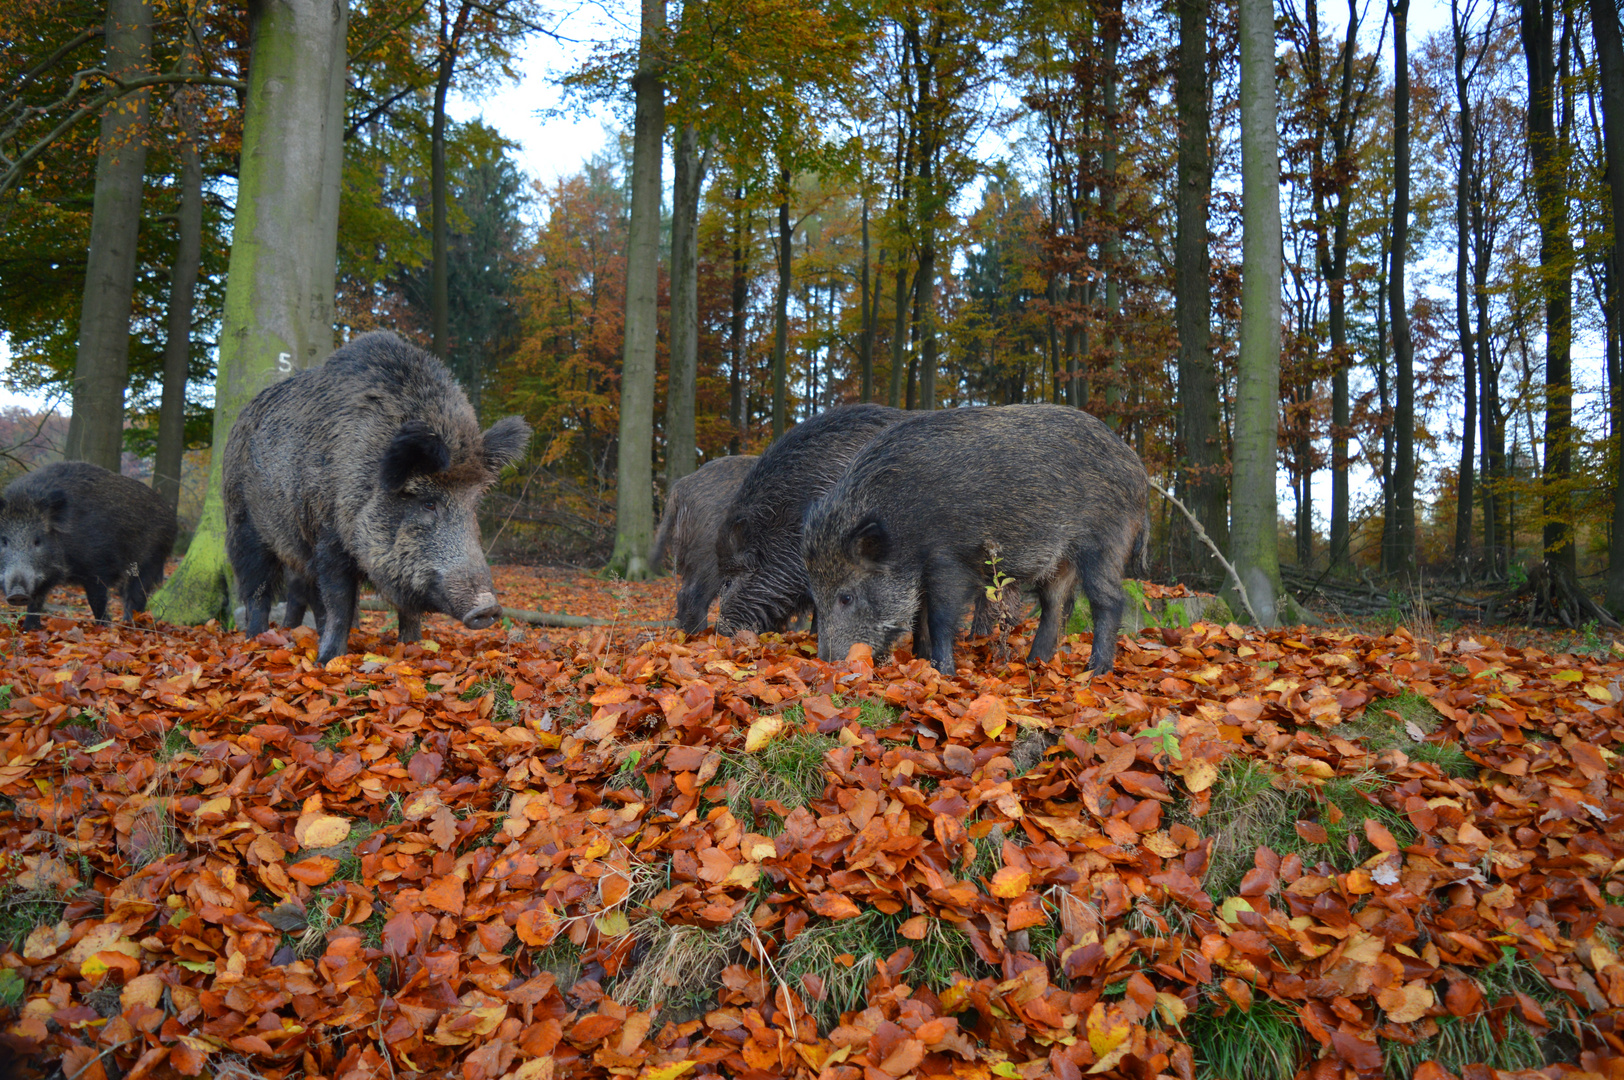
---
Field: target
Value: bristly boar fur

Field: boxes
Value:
[0,461,177,630]
[224,331,531,663]
[803,403,1149,677]
[651,454,757,634]
[714,404,902,635]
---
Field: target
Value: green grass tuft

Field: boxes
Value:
[1333,692,1475,778]
[857,699,899,729]
[461,678,519,724]
[0,685,11,710]
[1186,995,1304,1080]
[718,732,838,833]
[156,723,193,763]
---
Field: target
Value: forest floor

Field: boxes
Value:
[0,568,1622,1079]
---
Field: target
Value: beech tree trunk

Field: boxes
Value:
[604,0,665,579]
[729,190,748,453]
[859,194,875,402]
[154,40,203,513]
[1386,0,1417,579]
[1594,0,1624,610]
[152,0,346,624]
[1229,0,1285,626]
[65,0,154,471]
[1452,0,1478,570]
[1523,0,1576,574]
[1174,0,1226,585]
[770,171,792,440]
[665,123,702,484]
[431,50,454,362]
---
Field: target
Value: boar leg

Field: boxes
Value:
[83,579,110,623]
[312,537,360,664]
[1077,553,1126,677]
[228,515,280,638]
[923,562,978,677]
[674,581,710,636]
[22,596,43,631]
[397,609,422,644]
[122,575,148,621]
[1028,562,1079,666]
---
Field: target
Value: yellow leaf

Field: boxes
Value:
[1218,896,1254,924]
[641,1063,698,1080]
[1554,669,1584,681]
[1154,991,1188,1025]
[295,814,351,849]
[596,909,631,938]
[745,713,785,753]
[1181,758,1218,793]
[1086,1002,1131,1057]
[991,1063,1022,1079]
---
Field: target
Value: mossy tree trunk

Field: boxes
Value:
[1228,0,1285,626]
[604,0,665,580]
[151,0,347,625]
[665,122,702,486]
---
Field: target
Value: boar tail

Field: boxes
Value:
[651,502,681,569]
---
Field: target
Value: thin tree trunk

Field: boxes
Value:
[431,41,456,362]
[771,170,791,440]
[1377,233,1394,547]
[604,0,665,579]
[890,262,910,408]
[1452,0,1478,570]
[1524,0,1576,574]
[65,0,154,471]
[859,194,875,402]
[1230,0,1286,625]
[154,41,202,513]
[729,190,748,453]
[153,0,346,623]
[1387,0,1417,578]
[665,122,701,484]
[1101,3,1123,422]
[1594,0,1624,610]
[1175,0,1225,584]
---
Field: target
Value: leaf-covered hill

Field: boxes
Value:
[0,582,1622,1079]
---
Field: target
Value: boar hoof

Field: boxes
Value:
[461,593,500,629]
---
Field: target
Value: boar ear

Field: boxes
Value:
[482,416,532,473]
[844,516,889,565]
[41,488,69,524]
[381,420,452,492]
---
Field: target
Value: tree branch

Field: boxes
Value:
[1147,477,1260,625]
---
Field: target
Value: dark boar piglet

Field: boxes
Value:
[803,403,1149,677]
[651,454,757,634]
[224,331,531,663]
[715,404,901,634]
[0,461,177,630]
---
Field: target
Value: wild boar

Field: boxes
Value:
[651,454,758,634]
[0,461,177,630]
[802,403,1149,677]
[224,331,531,663]
[714,404,901,635]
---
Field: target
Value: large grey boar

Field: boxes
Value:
[0,461,177,630]
[714,404,902,635]
[224,331,531,663]
[802,404,1148,677]
[651,454,758,634]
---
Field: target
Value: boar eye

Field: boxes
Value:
[838,592,853,607]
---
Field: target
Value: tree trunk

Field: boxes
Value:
[1230,0,1285,626]
[1387,0,1417,578]
[154,47,202,513]
[431,46,455,362]
[65,0,154,471]
[730,190,748,453]
[1174,0,1226,585]
[1101,4,1124,422]
[1524,0,1576,574]
[917,221,937,410]
[1327,0,1369,574]
[890,262,910,408]
[771,171,791,440]
[1595,0,1624,610]
[152,0,346,623]
[604,0,665,580]
[665,122,701,484]
[859,194,875,402]
[1451,0,1478,571]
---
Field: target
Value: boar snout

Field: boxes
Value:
[461,591,500,629]
[5,591,29,607]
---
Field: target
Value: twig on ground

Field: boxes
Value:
[1148,479,1260,625]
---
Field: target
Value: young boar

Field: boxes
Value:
[224,331,531,663]
[0,461,177,630]
[651,454,758,634]
[714,404,901,635]
[802,403,1149,677]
